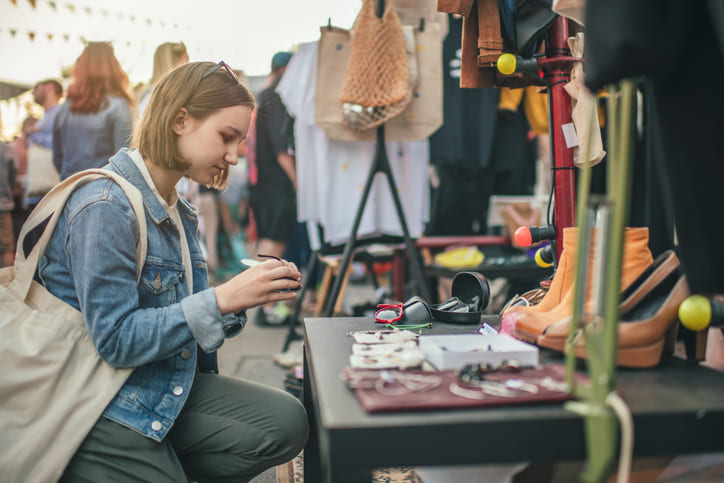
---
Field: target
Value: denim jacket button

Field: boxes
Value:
[180,349,192,360]
[151,421,162,431]
[173,386,184,396]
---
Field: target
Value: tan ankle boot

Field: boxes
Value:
[502,227,578,318]
[518,227,655,350]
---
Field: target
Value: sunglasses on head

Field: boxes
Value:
[201,60,240,83]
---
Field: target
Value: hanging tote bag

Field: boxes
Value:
[0,168,148,483]
[339,0,412,131]
[315,22,443,142]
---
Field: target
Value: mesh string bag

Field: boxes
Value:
[339,0,411,131]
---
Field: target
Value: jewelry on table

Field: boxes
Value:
[348,329,419,344]
[455,360,524,384]
[342,368,442,396]
[448,380,516,399]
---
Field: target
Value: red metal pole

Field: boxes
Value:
[545,17,576,260]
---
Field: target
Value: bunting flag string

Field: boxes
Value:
[0,26,184,51]
[5,0,193,43]
[10,0,187,29]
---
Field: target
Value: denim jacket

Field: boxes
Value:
[38,148,245,442]
[52,96,133,180]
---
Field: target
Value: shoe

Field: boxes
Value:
[501,227,578,317]
[514,227,654,350]
[254,304,290,327]
[574,272,690,368]
[537,249,679,351]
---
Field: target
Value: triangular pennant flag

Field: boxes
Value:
[10,29,17,37]
[28,0,37,7]
[83,6,91,14]
[145,18,152,26]
[63,33,70,41]
[66,3,75,13]
[47,32,53,41]
[10,0,18,5]
[28,31,36,41]
[48,1,57,10]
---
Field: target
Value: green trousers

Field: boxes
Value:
[60,373,309,482]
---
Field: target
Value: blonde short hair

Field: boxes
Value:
[131,62,255,189]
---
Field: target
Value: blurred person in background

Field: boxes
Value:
[53,41,134,180]
[137,41,189,118]
[0,141,18,267]
[9,117,36,243]
[25,79,63,211]
[249,51,297,326]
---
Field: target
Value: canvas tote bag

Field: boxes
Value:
[26,143,60,199]
[316,21,443,142]
[0,168,147,483]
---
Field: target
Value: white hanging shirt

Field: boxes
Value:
[277,41,430,249]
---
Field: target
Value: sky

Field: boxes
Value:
[0,0,362,86]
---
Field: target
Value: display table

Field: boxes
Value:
[303,317,724,483]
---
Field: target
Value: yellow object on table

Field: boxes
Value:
[433,246,484,268]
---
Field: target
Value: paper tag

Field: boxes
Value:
[561,123,579,148]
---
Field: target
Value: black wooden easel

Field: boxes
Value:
[322,123,431,316]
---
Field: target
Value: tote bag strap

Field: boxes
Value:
[11,169,148,300]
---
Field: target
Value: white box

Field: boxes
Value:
[419,334,539,370]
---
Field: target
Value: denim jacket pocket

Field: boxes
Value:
[139,260,185,306]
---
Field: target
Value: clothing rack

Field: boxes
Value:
[545,16,577,258]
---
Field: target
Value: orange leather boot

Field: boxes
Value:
[502,227,578,318]
[517,227,654,350]
[539,249,679,352]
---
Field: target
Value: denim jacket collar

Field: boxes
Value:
[108,148,197,226]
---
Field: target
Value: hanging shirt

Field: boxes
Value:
[276,41,429,249]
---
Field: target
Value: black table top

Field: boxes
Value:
[304,317,724,473]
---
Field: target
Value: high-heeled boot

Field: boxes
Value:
[574,271,690,368]
[515,227,654,350]
[537,249,679,351]
[501,227,578,317]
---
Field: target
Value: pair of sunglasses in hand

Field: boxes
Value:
[240,255,302,291]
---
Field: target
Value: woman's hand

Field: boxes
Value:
[214,258,301,315]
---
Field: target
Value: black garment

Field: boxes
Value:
[251,81,296,243]
[253,83,295,192]
[428,106,537,236]
[429,14,499,169]
[649,12,724,294]
[585,1,724,294]
[427,14,535,236]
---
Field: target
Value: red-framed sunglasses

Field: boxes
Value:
[374,303,404,324]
